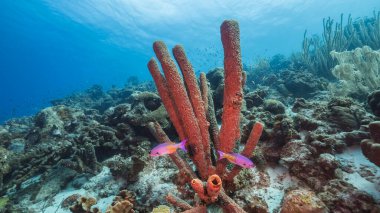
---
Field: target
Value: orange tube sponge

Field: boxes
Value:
[217,20,244,176]
[173,45,213,173]
[206,174,222,199]
[241,122,264,156]
[166,193,193,211]
[190,178,210,203]
[190,175,222,204]
[226,122,264,181]
[190,178,205,196]
[200,72,209,114]
[153,41,208,179]
[148,59,185,139]
[219,190,247,213]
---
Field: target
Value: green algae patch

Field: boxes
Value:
[0,196,9,209]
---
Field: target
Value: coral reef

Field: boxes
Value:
[263,99,286,115]
[361,121,380,166]
[105,190,135,213]
[277,70,328,98]
[280,188,328,213]
[245,57,328,99]
[51,84,152,113]
[0,84,158,211]
[128,156,179,211]
[368,90,380,117]
[69,196,98,213]
[3,68,379,212]
[325,97,366,131]
[318,179,379,212]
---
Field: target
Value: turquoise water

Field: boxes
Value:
[0,0,378,122]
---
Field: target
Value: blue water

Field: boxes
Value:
[0,0,378,123]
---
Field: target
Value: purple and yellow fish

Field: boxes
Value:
[217,150,254,168]
[150,139,187,157]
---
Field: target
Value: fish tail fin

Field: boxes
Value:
[178,139,187,152]
[217,150,225,160]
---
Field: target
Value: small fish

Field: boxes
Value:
[217,150,254,168]
[150,139,187,157]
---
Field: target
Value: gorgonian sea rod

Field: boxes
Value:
[147,20,264,212]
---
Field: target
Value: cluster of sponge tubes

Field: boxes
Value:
[147,20,264,213]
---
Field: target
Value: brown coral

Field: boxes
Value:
[69,196,98,213]
[361,121,380,166]
[280,188,328,213]
[106,200,134,213]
